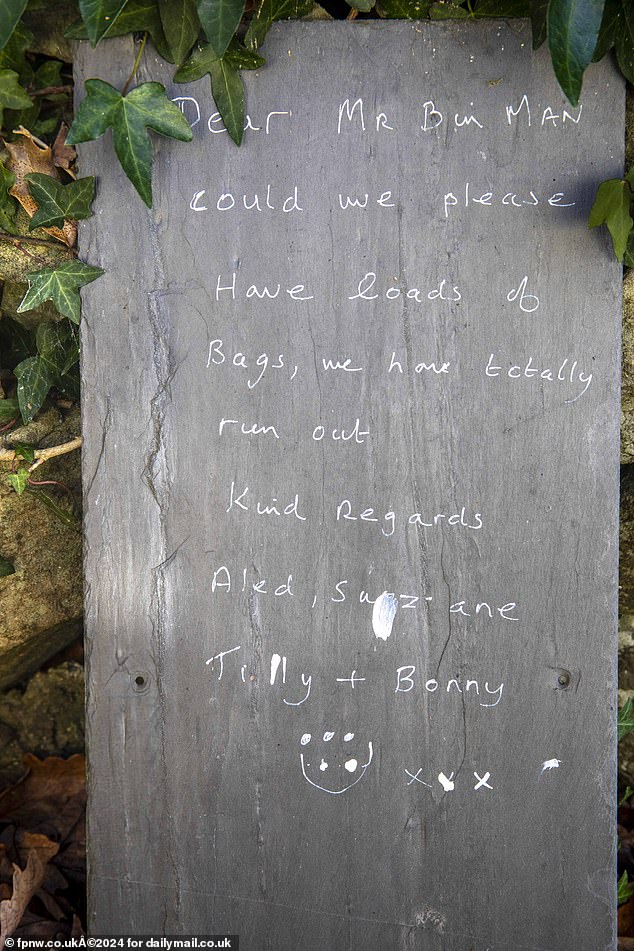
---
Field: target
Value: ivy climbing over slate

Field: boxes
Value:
[66,79,192,205]
[0,0,632,443]
[65,3,173,62]
[52,0,634,214]
[197,0,247,58]
[175,39,264,145]
[78,0,132,46]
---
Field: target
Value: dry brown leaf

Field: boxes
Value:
[53,814,85,878]
[52,125,76,175]
[0,846,13,884]
[620,890,634,938]
[15,832,58,867]
[0,755,86,841]
[12,911,63,938]
[4,128,76,247]
[0,838,59,948]
[33,888,66,922]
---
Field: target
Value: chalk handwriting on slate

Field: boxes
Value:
[208,566,518,623]
[173,91,583,136]
[205,646,505,709]
[77,22,620,949]
[205,336,594,404]
[187,61,598,813]
[177,92,582,223]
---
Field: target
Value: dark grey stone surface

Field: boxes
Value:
[76,22,623,949]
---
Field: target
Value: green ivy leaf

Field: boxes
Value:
[473,0,529,14]
[624,227,634,268]
[55,363,80,402]
[0,397,19,421]
[36,321,79,377]
[26,174,96,230]
[347,0,375,11]
[619,698,634,740]
[589,178,633,262]
[34,59,63,89]
[7,467,29,495]
[176,39,264,145]
[429,1,469,18]
[245,0,313,51]
[375,0,430,17]
[67,79,193,206]
[0,21,33,79]
[0,0,28,52]
[592,0,621,60]
[0,160,19,234]
[528,0,548,49]
[158,0,200,64]
[620,784,634,806]
[547,0,604,105]
[12,443,35,462]
[223,40,266,69]
[25,485,79,530]
[0,556,15,577]
[619,870,634,906]
[66,1,172,62]
[79,0,129,45]
[0,318,35,368]
[197,0,246,58]
[206,55,244,143]
[18,261,105,324]
[14,355,52,423]
[0,68,32,128]
[616,0,634,84]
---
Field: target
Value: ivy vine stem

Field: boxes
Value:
[122,32,149,96]
[0,418,17,435]
[0,436,82,470]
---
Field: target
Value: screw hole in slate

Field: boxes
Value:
[131,671,150,693]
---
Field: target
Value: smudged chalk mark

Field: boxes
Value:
[438,771,455,792]
[415,909,446,934]
[542,758,562,772]
[372,591,398,640]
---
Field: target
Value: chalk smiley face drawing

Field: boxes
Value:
[299,730,374,794]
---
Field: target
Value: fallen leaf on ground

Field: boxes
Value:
[4,128,76,246]
[0,836,59,948]
[0,755,85,841]
[52,125,75,175]
[0,757,86,938]
[620,887,634,938]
